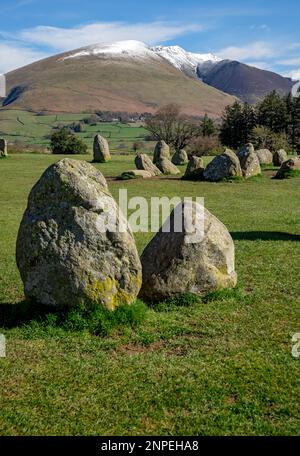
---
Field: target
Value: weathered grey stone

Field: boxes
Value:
[140,201,237,302]
[171,149,188,165]
[120,169,152,180]
[16,158,142,310]
[237,143,255,156]
[183,156,204,180]
[156,157,180,175]
[135,154,161,176]
[0,138,7,157]
[203,149,242,181]
[237,149,261,178]
[273,149,288,166]
[153,140,170,164]
[256,149,273,165]
[93,134,111,162]
[274,157,300,179]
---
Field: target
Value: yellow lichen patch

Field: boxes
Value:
[87,274,142,311]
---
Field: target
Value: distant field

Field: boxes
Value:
[0,109,151,152]
[0,154,300,435]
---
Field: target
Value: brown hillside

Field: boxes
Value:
[4,47,235,117]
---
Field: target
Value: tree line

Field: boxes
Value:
[220,91,300,152]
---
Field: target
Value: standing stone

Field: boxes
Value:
[135,154,161,176]
[0,138,7,157]
[153,140,170,164]
[93,134,111,162]
[183,156,204,180]
[274,157,300,179]
[237,143,255,156]
[237,148,261,178]
[256,149,273,165]
[273,149,288,166]
[16,158,142,310]
[140,201,237,302]
[156,157,180,175]
[171,149,188,165]
[203,149,242,181]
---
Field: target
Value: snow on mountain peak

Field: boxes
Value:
[64,40,158,60]
[151,45,221,73]
[63,41,222,75]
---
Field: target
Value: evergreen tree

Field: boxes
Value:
[286,94,300,153]
[201,114,216,136]
[219,101,244,149]
[241,103,257,144]
[257,90,289,133]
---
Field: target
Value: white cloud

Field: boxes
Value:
[15,21,203,51]
[278,57,300,66]
[216,41,276,60]
[283,69,300,80]
[0,42,47,73]
[246,61,272,70]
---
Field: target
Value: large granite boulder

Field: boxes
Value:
[171,149,188,165]
[274,157,300,179]
[153,140,170,164]
[0,138,7,157]
[203,149,242,181]
[156,157,180,175]
[140,201,237,302]
[120,170,152,180]
[135,154,161,176]
[273,149,288,167]
[16,158,142,310]
[237,147,261,178]
[256,149,273,165]
[182,156,204,180]
[93,134,111,162]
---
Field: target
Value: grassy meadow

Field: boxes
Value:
[0,109,149,151]
[0,153,300,436]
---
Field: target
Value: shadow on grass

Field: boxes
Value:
[231,231,300,242]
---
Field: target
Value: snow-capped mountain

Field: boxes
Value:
[151,45,221,75]
[64,40,221,76]
[4,39,295,114]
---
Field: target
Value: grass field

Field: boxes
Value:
[0,154,300,436]
[0,109,149,152]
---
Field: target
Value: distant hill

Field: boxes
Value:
[3,41,235,118]
[197,60,295,104]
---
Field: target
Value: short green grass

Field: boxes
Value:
[0,154,300,436]
[0,109,149,152]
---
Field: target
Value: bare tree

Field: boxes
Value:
[145,104,201,151]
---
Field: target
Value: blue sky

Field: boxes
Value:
[1,0,300,78]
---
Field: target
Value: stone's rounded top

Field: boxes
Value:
[153,140,170,164]
[140,200,237,302]
[238,150,261,178]
[273,149,288,166]
[135,153,161,176]
[171,149,188,165]
[203,148,242,182]
[256,148,273,164]
[183,156,204,180]
[28,158,109,211]
[93,134,111,162]
[156,157,180,175]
